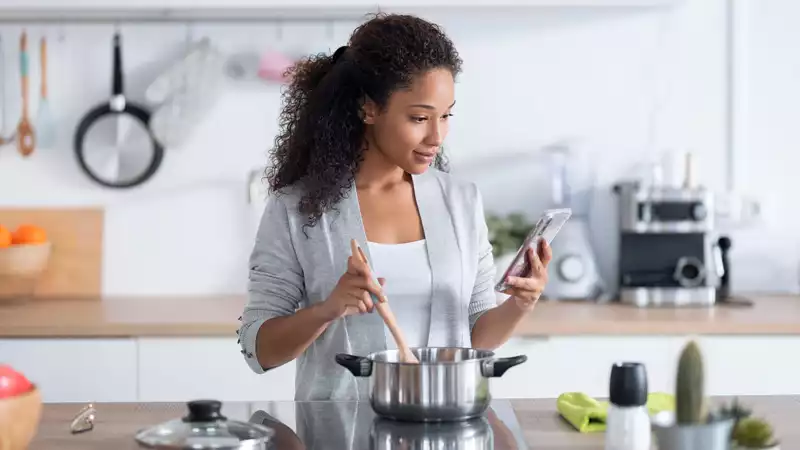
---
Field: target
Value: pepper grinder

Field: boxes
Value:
[605,362,651,450]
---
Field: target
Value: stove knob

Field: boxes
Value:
[557,254,585,283]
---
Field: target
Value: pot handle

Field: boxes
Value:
[481,355,527,378]
[335,353,373,377]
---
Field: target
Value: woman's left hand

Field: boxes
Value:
[502,239,552,311]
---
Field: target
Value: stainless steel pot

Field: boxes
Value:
[370,416,493,450]
[335,347,527,422]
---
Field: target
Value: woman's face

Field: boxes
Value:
[363,68,455,175]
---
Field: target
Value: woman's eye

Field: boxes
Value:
[441,113,453,120]
[411,116,427,123]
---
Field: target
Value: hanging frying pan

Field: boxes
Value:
[74,31,164,188]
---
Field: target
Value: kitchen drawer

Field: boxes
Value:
[137,337,296,402]
[0,338,138,403]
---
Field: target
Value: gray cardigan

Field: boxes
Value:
[238,169,498,401]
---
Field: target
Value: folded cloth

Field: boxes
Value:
[557,392,675,433]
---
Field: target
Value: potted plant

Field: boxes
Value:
[651,340,736,450]
[732,417,780,450]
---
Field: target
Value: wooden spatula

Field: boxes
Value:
[17,31,35,157]
[350,239,419,364]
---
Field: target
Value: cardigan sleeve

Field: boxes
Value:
[468,186,499,330]
[238,192,306,374]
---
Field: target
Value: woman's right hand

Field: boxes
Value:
[318,251,387,321]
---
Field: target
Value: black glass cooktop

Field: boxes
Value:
[247,400,529,449]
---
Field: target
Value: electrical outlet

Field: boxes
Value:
[715,191,762,228]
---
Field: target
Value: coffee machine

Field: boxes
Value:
[613,181,732,307]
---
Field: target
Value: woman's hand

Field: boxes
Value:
[317,240,387,321]
[502,239,552,311]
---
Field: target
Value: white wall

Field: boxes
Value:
[0,0,796,296]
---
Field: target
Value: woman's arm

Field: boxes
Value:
[239,193,319,373]
[240,195,384,371]
[253,303,333,370]
[467,187,550,350]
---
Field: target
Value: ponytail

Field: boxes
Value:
[266,45,367,228]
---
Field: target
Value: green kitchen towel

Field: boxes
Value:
[557,392,675,433]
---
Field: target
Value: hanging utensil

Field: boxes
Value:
[0,34,14,147]
[16,30,35,157]
[36,36,55,148]
[74,30,164,188]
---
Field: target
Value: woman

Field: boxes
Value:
[238,13,552,402]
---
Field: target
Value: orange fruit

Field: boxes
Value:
[11,224,48,245]
[0,225,11,248]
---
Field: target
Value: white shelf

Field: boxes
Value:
[0,0,680,22]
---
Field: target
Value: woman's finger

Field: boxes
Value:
[528,247,544,275]
[540,240,553,266]
[346,291,368,314]
[362,290,375,313]
[350,277,385,304]
[347,253,370,278]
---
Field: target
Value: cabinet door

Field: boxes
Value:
[137,337,296,402]
[488,335,800,399]
[0,338,138,403]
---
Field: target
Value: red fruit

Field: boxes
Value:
[0,364,33,399]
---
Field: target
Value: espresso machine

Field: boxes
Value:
[613,181,732,307]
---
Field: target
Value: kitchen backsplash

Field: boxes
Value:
[0,1,798,296]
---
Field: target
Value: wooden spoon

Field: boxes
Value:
[17,31,35,157]
[350,239,419,364]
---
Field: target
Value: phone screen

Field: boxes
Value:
[494,208,571,292]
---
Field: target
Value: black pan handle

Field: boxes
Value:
[112,32,123,96]
[335,354,373,377]
[482,355,527,378]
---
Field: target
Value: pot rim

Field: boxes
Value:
[359,346,498,366]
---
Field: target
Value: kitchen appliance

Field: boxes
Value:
[613,180,731,307]
[370,416,493,449]
[248,398,530,449]
[134,400,274,449]
[540,142,606,301]
[335,348,527,422]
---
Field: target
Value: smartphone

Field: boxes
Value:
[494,208,572,292]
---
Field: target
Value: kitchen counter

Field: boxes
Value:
[27,396,800,449]
[1,294,799,338]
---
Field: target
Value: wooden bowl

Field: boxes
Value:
[0,386,42,450]
[0,243,52,302]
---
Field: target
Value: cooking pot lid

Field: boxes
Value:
[134,399,274,449]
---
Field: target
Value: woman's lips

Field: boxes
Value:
[413,150,436,163]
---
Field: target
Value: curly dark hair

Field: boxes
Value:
[265,13,463,229]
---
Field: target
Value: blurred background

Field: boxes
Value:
[0,0,795,297]
[1,0,799,406]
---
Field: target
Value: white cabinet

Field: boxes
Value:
[2,335,796,403]
[490,335,800,399]
[137,337,296,402]
[0,338,138,403]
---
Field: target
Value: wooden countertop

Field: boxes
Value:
[0,294,799,338]
[26,396,800,449]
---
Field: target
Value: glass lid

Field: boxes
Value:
[134,400,274,449]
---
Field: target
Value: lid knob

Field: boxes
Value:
[183,400,227,423]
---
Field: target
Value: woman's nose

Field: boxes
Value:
[425,122,444,146]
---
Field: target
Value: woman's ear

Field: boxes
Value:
[361,97,378,124]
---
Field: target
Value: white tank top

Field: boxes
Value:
[367,239,433,349]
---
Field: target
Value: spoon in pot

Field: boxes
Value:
[351,239,419,364]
